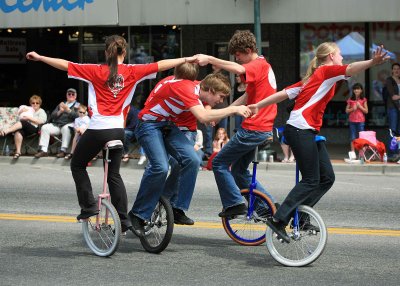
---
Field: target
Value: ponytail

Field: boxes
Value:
[303,57,318,83]
[105,35,127,87]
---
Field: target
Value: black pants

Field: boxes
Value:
[70,128,131,228]
[274,124,335,224]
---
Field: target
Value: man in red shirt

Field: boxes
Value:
[129,65,252,236]
[196,30,277,217]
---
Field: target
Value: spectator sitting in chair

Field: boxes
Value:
[0,95,47,159]
[64,104,90,160]
[35,88,80,158]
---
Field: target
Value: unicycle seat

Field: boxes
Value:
[104,140,123,150]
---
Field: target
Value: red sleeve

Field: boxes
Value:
[322,65,348,79]
[68,62,98,82]
[130,62,158,80]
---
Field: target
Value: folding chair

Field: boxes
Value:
[352,131,386,162]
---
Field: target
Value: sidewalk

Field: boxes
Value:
[1,146,399,175]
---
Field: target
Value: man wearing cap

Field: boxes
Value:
[35,88,80,158]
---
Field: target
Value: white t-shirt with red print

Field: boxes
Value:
[68,62,158,129]
[240,56,277,132]
[139,76,202,122]
[285,64,348,132]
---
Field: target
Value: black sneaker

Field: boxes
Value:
[295,214,320,232]
[218,203,247,218]
[76,210,98,221]
[128,211,145,237]
[266,218,290,243]
[173,208,194,225]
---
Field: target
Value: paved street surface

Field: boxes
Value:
[0,162,399,286]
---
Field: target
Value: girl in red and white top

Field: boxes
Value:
[249,42,389,242]
[345,83,368,151]
[26,35,198,232]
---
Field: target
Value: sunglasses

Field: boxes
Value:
[67,92,76,96]
[30,102,40,105]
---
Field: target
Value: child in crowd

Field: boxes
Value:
[345,83,368,152]
[206,127,229,170]
[65,104,90,160]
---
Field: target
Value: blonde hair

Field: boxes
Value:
[79,104,87,112]
[303,42,338,82]
[200,73,231,96]
[214,127,229,143]
[29,95,42,105]
[174,63,199,80]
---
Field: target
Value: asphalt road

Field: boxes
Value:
[0,162,399,286]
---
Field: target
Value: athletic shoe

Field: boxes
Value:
[173,208,194,225]
[138,155,147,165]
[266,218,290,243]
[218,203,247,217]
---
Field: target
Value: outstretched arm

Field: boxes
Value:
[157,56,198,72]
[346,45,390,76]
[196,54,245,74]
[26,52,68,71]
[189,105,251,124]
[248,90,289,115]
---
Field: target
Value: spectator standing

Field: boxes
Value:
[206,127,229,170]
[345,83,368,152]
[34,88,80,158]
[384,63,400,134]
[233,74,247,131]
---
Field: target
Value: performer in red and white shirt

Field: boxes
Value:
[26,35,198,233]
[129,65,251,235]
[196,30,278,218]
[249,42,389,242]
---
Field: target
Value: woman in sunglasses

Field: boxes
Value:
[0,95,47,159]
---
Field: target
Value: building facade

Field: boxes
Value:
[1,0,400,142]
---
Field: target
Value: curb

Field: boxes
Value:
[1,156,399,174]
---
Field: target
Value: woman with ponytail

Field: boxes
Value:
[26,35,197,233]
[248,42,389,242]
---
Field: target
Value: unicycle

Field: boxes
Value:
[139,196,174,254]
[265,135,328,266]
[81,140,123,257]
[222,146,276,246]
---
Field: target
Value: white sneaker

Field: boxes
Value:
[138,155,147,165]
[397,159,400,164]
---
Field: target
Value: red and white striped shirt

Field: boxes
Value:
[285,65,348,131]
[68,62,158,129]
[139,76,202,122]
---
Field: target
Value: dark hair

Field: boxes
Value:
[392,62,400,70]
[351,82,364,100]
[105,35,127,87]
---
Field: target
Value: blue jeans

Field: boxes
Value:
[387,107,399,134]
[212,127,275,209]
[163,130,200,211]
[131,121,200,221]
[124,129,145,155]
[348,122,365,141]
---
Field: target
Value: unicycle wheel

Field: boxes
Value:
[222,189,276,246]
[265,205,327,267]
[82,199,121,257]
[139,196,174,254]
